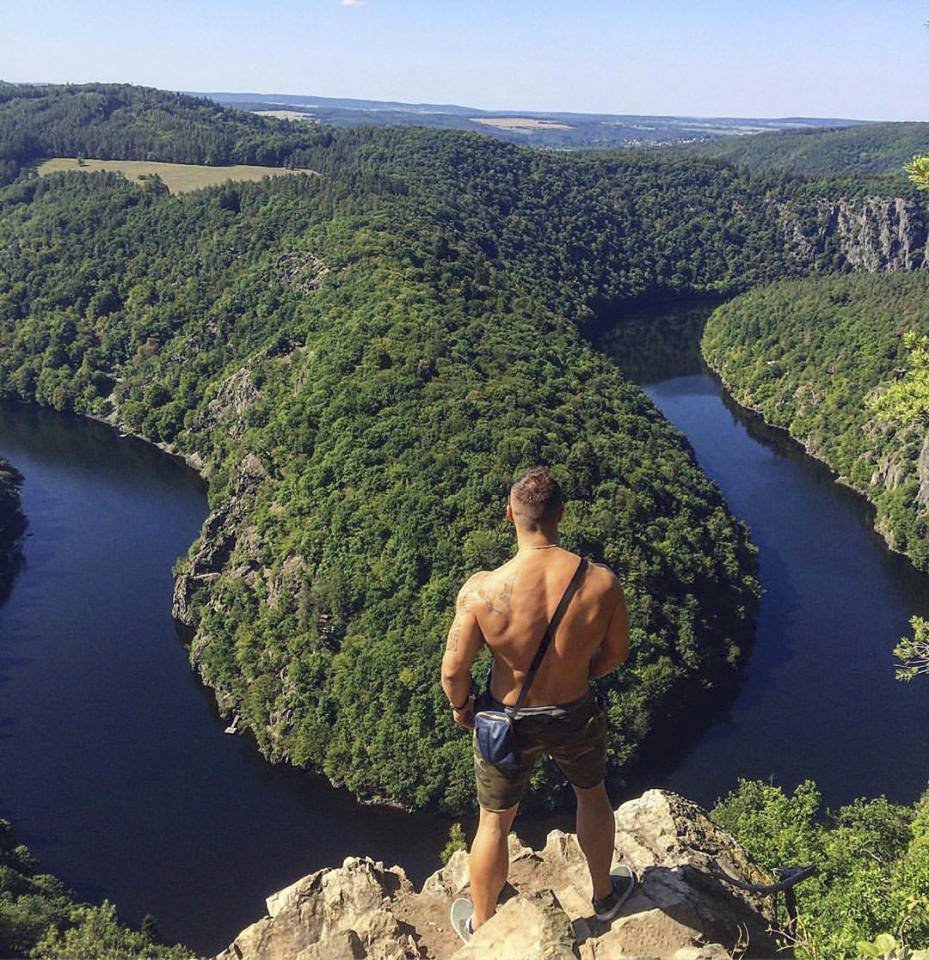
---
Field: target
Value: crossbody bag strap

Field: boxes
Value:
[511,555,588,717]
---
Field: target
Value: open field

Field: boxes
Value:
[253,109,316,122]
[471,116,572,131]
[36,158,313,194]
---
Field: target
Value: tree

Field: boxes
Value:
[895,617,929,681]
[906,155,929,190]
[868,332,929,425]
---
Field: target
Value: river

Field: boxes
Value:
[0,402,448,955]
[2,301,929,954]
[601,301,929,809]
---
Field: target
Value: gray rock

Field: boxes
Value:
[450,890,579,960]
[214,791,782,960]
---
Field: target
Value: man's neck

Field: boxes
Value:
[515,527,560,552]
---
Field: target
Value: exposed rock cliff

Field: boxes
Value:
[777,195,928,273]
[215,790,782,960]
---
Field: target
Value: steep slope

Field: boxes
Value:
[702,273,929,569]
[0,455,25,594]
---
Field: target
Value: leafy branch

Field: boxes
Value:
[894,616,929,682]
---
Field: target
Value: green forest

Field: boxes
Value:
[3,80,929,957]
[1,82,926,814]
[702,273,929,571]
[715,779,929,958]
[675,120,929,180]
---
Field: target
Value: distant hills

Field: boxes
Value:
[673,120,929,176]
[194,89,868,150]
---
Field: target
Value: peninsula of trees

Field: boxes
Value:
[0,82,925,814]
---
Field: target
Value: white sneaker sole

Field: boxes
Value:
[450,897,474,943]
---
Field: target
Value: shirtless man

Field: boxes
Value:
[440,465,636,943]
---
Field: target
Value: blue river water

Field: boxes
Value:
[0,402,447,954]
[603,303,929,809]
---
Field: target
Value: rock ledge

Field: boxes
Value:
[215,790,780,960]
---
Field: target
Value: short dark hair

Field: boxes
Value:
[510,465,563,528]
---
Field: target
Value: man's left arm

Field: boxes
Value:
[441,574,484,728]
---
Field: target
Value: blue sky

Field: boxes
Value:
[3,0,927,119]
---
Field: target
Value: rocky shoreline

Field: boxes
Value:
[0,455,26,597]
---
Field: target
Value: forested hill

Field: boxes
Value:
[702,274,929,571]
[0,161,763,814]
[0,82,923,812]
[0,82,336,184]
[673,120,929,178]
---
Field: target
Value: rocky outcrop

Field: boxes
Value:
[824,197,928,272]
[215,791,782,960]
[777,196,929,273]
[917,434,929,511]
[197,366,260,443]
[0,457,26,594]
[172,451,268,628]
[276,251,330,293]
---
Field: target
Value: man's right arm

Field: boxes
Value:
[589,579,630,680]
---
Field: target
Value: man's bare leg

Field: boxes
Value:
[574,781,615,900]
[470,802,519,928]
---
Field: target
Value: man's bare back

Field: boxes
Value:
[440,466,636,940]
[453,547,629,707]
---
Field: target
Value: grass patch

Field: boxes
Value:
[37,157,314,194]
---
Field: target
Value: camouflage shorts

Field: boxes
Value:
[472,689,607,812]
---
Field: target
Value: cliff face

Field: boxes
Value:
[215,791,782,960]
[776,195,929,273]
[824,197,928,272]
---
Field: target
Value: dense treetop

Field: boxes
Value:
[716,779,929,959]
[673,121,929,180]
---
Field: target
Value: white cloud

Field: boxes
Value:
[341,0,366,5]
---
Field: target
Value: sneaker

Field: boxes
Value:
[592,865,637,922]
[450,897,475,943]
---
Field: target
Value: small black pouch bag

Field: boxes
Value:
[474,556,588,768]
